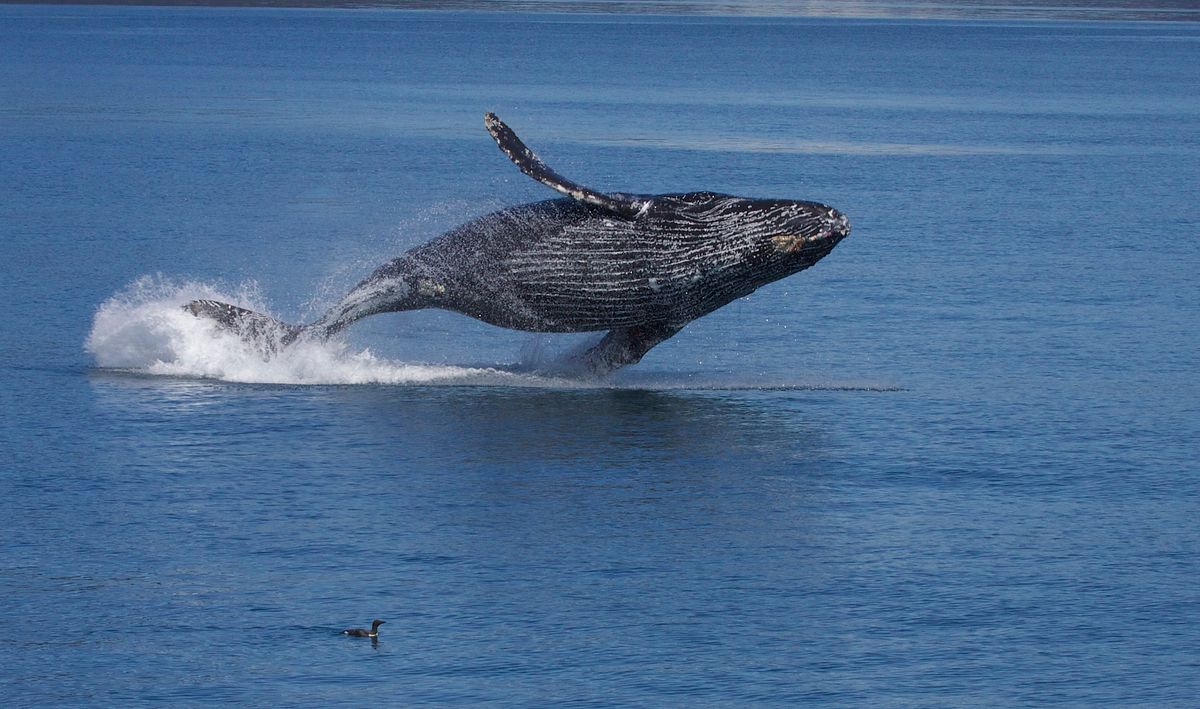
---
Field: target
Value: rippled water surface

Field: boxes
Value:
[2,5,1198,704]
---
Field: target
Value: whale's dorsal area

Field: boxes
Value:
[484,112,650,220]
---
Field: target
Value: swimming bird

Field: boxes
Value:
[342,619,385,638]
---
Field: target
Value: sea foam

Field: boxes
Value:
[84,276,531,386]
[86,276,898,392]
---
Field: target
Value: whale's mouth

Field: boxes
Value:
[769,208,850,254]
[770,228,841,254]
[770,232,819,253]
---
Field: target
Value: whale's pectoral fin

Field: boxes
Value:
[575,322,683,376]
[485,112,650,220]
[185,299,305,357]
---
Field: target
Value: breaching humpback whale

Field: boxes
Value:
[187,113,851,374]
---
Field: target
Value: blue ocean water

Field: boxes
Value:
[2,4,1198,704]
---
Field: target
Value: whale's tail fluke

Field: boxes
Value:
[185,299,307,356]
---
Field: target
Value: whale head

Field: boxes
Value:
[758,199,851,263]
[660,192,850,275]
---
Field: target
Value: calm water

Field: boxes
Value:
[2,4,1198,705]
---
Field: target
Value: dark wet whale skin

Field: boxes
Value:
[311,192,850,338]
[188,114,851,373]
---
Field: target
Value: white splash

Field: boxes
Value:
[85,276,900,392]
[84,275,528,386]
